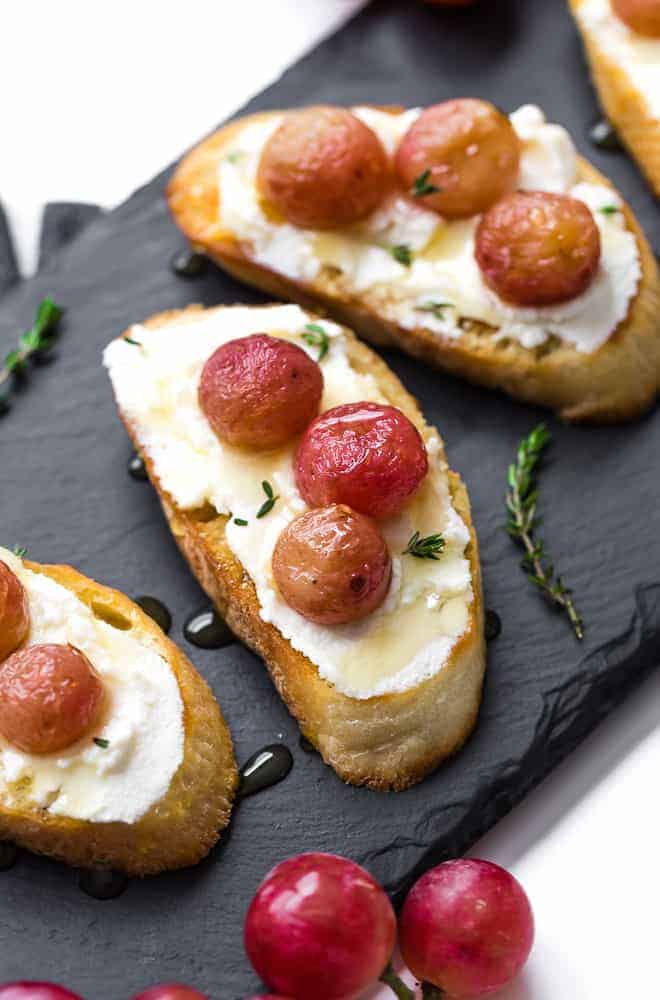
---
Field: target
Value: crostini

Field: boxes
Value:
[104,304,486,791]
[569,0,660,196]
[0,548,237,875]
[167,102,660,423]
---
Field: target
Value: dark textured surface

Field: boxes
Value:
[0,203,19,298]
[2,1,660,996]
[38,202,104,271]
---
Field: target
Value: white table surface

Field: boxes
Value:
[3,3,659,997]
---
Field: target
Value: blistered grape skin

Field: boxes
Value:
[475,190,602,307]
[0,562,30,662]
[399,859,534,998]
[199,334,323,450]
[130,987,207,1000]
[244,853,396,1000]
[612,0,660,35]
[272,505,392,625]
[0,985,84,1000]
[395,99,520,218]
[257,106,389,229]
[0,644,104,754]
[295,401,428,520]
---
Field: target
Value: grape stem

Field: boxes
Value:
[380,964,416,1000]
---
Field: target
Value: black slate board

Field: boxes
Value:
[2,2,660,996]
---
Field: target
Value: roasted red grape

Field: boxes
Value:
[295,402,428,519]
[399,859,534,998]
[475,190,601,306]
[0,644,104,754]
[245,852,396,1000]
[199,334,323,450]
[396,99,520,218]
[0,985,84,1000]
[0,561,30,662]
[258,106,389,229]
[130,987,207,1000]
[272,505,392,625]
[612,0,660,35]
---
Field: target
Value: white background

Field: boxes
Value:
[3,3,660,997]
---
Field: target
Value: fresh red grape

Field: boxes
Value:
[199,334,323,450]
[612,0,660,36]
[130,986,207,1000]
[396,99,520,218]
[475,190,601,306]
[0,985,84,1000]
[0,644,104,754]
[258,106,389,229]
[399,859,534,998]
[295,402,428,519]
[244,852,396,1000]
[272,505,392,624]
[0,561,30,662]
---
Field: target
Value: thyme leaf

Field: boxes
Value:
[257,480,279,519]
[123,335,142,347]
[599,204,619,216]
[302,323,329,362]
[416,300,454,321]
[391,244,413,267]
[13,546,27,558]
[411,168,441,198]
[93,738,110,749]
[0,297,63,413]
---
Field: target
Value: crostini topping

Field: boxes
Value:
[0,560,30,661]
[104,305,473,699]
[612,0,660,37]
[403,531,446,560]
[257,106,389,229]
[395,99,521,219]
[578,0,660,114]
[0,548,184,823]
[272,505,392,625]
[295,402,429,520]
[475,191,602,307]
[0,643,103,754]
[199,333,323,451]
[217,105,640,354]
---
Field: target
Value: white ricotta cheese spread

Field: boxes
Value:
[104,305,473,700]
[577,0,660,119]
[0,548,184,824]
[216,104,640,355]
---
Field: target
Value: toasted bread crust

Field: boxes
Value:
[569,0,660,197]
[0,561,238,875]
[167,109,660,423]
[111,305,486,791]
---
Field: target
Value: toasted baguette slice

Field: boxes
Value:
[0,554,237,875]
[568,0,660,197]
[167,108,660,423]
[109,305,486,792]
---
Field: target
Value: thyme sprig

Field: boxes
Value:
[411,168,441,198]
[416,300,453,321]
[302,323,329,361]
[256,480,279,519]
[13,546,27,558]
[403,531,446,560]
[0,297,63,414]
[506,424,584,640]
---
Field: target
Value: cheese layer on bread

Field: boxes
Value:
[0,548,184,824]
[104,305,474,700]
[576,0,660,119]
[217,105,640,355]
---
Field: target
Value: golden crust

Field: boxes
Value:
[569,0,660,197]
[167,108,660,424]
[0,561,238,875]
[111,305,487,791]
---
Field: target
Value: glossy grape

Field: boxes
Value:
[475,190,601,306]
[272,505,392,625]
[612,0,660,35]
[199,334,323,450]
[0,985,84,1000]
[295,401,428,519]
[396,99,520,218]
[130,987,207,1000]
[258,106,389,229]
[399,859,534,998]
[0,644,104,754]
[0,561,30,663]
[244,852,396,1000]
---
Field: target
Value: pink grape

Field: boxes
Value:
[0,986,84,1000]
[130,986,207,1000]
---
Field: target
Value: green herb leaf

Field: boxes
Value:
[391,244,413,267]
[599,204,619,216]
[302,323,330,362]
[225,150,244,164]
[93,737,110,749]
[0,297,64,408]
[256,480,279,519]
[411,169,441,198]
[505,423,584,640]
[123,336,142,347]
[4,350,24,373]
[234,517,248,526]
[403,531,446,560]
[12,546,27,558]
[416,300,454,321]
